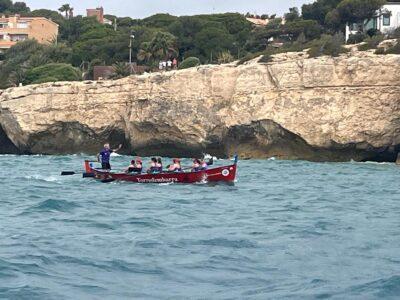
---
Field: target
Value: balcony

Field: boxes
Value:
[0,27,30,34]
[0,40,17,49]
[9,34,28,42]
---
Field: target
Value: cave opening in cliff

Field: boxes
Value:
[0,125,20,154]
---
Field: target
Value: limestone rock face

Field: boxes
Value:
[0,51,400,161]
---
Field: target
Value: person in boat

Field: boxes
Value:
[168,158,182,172]
[97,143,122,170]
[192,159,201,172]
[135,158,143,172]
[156,158,163,173]
[126,160,136,173]
[125,159,143,174]
[200,159,209,170]
[147,157,160,173]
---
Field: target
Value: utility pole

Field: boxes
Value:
[129,38,132,65]
[129,34,135,73]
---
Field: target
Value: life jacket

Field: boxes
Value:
[201,162,208,170]
[128,167,142,173]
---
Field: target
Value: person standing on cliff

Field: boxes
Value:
[97,143,122,170]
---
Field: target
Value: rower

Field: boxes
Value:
[156,158,163,172]
[192,159,201,172]
[97,143,122,170]
[168,158,182,172]
[200,159,208,170]
[126,159,142,174]
[126,160,136,173]
[147,157,160,173]
[135,158,143,172]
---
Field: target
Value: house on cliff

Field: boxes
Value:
[346,2,400,41]
[86,7,113,25]
[0,14,59,53]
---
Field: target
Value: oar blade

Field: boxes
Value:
[61,171,76,176]
[83,173,95,178]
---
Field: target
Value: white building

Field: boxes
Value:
[346,2,400,41]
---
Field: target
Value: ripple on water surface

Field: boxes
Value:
[0,155,400,299]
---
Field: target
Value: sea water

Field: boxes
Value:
[0,155,400,299]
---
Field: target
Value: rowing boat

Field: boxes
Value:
[84,156,238,184]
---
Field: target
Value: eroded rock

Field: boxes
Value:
[0,51,399,161]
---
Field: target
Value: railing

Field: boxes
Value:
[0,28,30,34]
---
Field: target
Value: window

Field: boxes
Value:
[0,35,3,40]
[9,34,28,41]
[383,14,391,26]
[0,23,7,29]
[17,22,28,29]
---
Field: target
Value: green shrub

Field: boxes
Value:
[24,63,82,85]
[178,57,201,69]
[259,54,273,63]
[388,27,400,39]
[238,42,311,65]
[367,28,380,37]
[358,35,384,51]
[347,32,366,44]
[32,76,59,84]
[237,52,260,65]
[308,34,349,58]
[217,51,234,64]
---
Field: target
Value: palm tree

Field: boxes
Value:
[58,4,71,19]
[150,32,178,60]
[137,42,153,63]
[111,62,131,79]
[68,7,74,19]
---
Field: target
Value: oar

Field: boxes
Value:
[61,171,95,178]
[61,171,77,176]
[61,160,99,176]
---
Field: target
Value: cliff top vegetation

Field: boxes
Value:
[0,0,397,88]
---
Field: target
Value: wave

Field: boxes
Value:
[22,174,61,183]
[0,286,53,300]
[347,275,400,298]
[54,255,163,275]
[184,238,257,249]
[29,199,80,213]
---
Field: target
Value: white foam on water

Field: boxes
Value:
[24,174,61,183]
[203,154,218,160]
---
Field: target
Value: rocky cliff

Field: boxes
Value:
[1,50,400,161]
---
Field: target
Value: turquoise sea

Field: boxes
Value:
[1,155,400,299]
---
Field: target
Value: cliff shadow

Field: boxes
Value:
[0,124,21,154]
[223,120,400,162]
[26,122,131,155]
